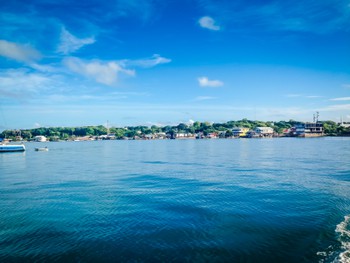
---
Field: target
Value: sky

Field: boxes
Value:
[0,0,350,130]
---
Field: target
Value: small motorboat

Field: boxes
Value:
[35,147,49,151]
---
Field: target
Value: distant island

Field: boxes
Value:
[1,119,350,142]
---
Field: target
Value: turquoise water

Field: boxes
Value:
[0,138,349,262]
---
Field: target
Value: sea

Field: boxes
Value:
[0,137,349,262]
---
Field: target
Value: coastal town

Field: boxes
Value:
[1,118,350,143]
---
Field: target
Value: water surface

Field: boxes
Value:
[0,138,349,262]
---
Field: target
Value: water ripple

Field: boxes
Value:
[1,138,350,262]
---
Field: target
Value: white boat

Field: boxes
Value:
[35,147,48,151]
[0,144,26,152]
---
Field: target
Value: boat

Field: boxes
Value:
[0,144,26,152]
[35,147,48,151]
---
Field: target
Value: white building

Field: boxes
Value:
[34,135,47,142]
[255,127,274,137]
[340,122,350,128]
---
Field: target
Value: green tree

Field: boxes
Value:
[322,121,338,135]
[193,121,202,132]
[96,125,107,135]
[114,128,126,138]
[151,125,161,134]
[21,130,32,140]
[125,130,137,138]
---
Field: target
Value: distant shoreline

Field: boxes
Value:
[1,119,349,142]
[3,135,350,144]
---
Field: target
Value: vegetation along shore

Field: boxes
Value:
[1,119,350,142]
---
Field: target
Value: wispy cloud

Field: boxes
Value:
[29,63,59,73]
[0,68,58,99]
[306,95,323,99]
[122,54,171,68]
[57,28,95,55]
[63,57,135,86]
[286,94,323,99]
[322,104,350,111]
[194,96,217,101]
[330,97,350,101]
[0,40,41,63]
[198,76,223,87]
[198,16,221,31]
[197,0,350,33]
[342,84,350,89]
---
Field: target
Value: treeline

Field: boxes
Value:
[1,119,349,141]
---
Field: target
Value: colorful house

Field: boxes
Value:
[232,127,250,137]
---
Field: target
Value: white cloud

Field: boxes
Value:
[122,54,171,68]
[198,16,221,31]
[0,40,41,63]
[57,28,95,55]
[342,84,350,89]
[330,97,350,101]
[198,76,223,87]
[306,95,323,99]
[29,63,58,73]
[322,104,350,111]
[0,69,56,98]
[63,57,135,86]
[194,96,217,101]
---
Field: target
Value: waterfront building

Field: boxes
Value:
[155,132,167,139]
[195,132,205,139]
[232,127,250,137]
[207,133,218,139]
[293,123,324,137]
[340,122,350,128]
[143,134,154,140]
[218,131,227,138]
[173,133,194,139]
[255,127,274,137]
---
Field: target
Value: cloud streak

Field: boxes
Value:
[57,28,95,55]
[0,40,41,63]
[198,76,223,87]
[306,95,323,99]
[330,97,350,101]
[122,54,171,68]
[322,104,350,111]
[286,94,323,99]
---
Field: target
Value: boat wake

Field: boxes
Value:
[317,215,350,263]
[318,215,350,263]
[335,215,350,263]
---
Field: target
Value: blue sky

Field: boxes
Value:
[1,0,350,130]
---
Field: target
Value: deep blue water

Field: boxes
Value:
[0,138,350,262]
